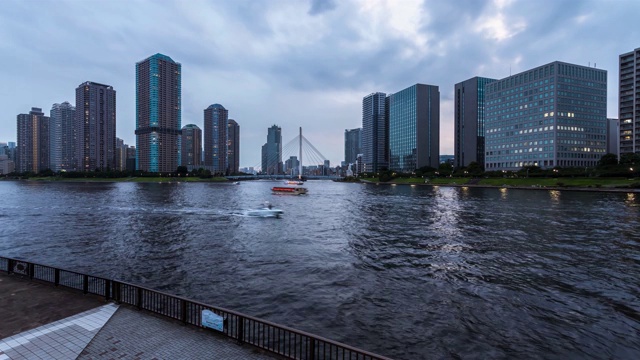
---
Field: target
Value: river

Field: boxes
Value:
[1,180,639,359]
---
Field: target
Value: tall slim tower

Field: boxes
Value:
[362,92,388,173]
[50,102,76,171]
[227,119,240,174]
[619,47,640,155]
[454,77,496,168]
[180,124,202,167]
[16,107,49,173]
[344,128,362,165]
[261,125,282,175]
[136,53,182,173]
[388,84,440,172]
[204,104,228,174]
[75,81,116,171]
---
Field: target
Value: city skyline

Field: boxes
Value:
[0,0,638,168]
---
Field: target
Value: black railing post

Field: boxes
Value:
[237,316,245,344]
[137,288,143,309]
[105,279,111,301]
[29,263,34,280]
[83,274,89,294]
[114,281,121,304]
[54,269,60,286]
[309,337,316,360]
[181,300,188,324]
[7,259,13,274]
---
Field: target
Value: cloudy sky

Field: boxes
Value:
[1,0,638,168]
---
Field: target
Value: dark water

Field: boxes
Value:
[1,180,639,359]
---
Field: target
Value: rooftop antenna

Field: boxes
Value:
[594,63,596,68]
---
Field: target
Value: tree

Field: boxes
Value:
[598,153,618,167]
[466,161,483,176]
[176,166,188,175]
[619,152,640,165]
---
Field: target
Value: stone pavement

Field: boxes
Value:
[0,273,281,359]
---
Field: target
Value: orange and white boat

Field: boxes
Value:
[271,186,308,195]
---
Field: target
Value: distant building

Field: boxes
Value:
[454,77,497,168]
[204,104,228,174]
[17,107,49,173]
[607,118,620,157]
[50,102,76,171]
[388,83,440,172]
[619,48,640,155]
[7,142,16,164]
[181,124,202,167]
[115,137,129,171]
[485,61,607,170]
[0,154,14,174]
[227,119,239,174]
[261,125,282,175]
[75,81,116,171]
[344,128,362,165]
[284,156,299,176]
[361,92,388,173]
[136,53,182,173]
[439,155,454,164]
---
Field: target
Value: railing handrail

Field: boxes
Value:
[0,256,393,360]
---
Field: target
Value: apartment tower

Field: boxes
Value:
[135,53,182,173]
[50,101,76,171]
[619,48,640,155]
[227,119,239,174]
[361,92,388,173]
[204,104,228,174]
[75,81,116,171]
[180,124,202,167]
[16,107,49,173]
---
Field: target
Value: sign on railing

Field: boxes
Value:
[202,310,224,332]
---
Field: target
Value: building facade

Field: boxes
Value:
[75,81,116,171]
[607,118,620,157]
[344,128,361,165]
[50,102,76,171]
[135,53,182,173]
[261,125,282,175]
[361,92,388,173]
[454,77,496,168]
[16,107,50,173]
[485,61,607,170]
[227,119,239,174]
[180,124,202,167]
[619,48,640,155]
[388,84,440,172]
[204,104,228,174]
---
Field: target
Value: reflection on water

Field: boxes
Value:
[0,181,639,359]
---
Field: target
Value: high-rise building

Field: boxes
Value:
[284,156,299,176]
[50,102,76,171]
[16,107,50,173]
[454,77,497,168]
[227,119,239,174]
[204,104,228,174]
[261,125,282,175]
[619,48,640,155]
[344,128,361,165]
[388,84,440,172]
[361,92,388,173]
[607,118,620,157]
[485,61,607,170]
[135,53,182,173]
[75,82,116,171]
[180,124,202,167]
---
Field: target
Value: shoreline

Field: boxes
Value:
[360,180,640,193]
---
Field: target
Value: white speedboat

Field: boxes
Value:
[284,180,304,185]
[244,207,284,218]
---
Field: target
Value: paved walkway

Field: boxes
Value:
[0,273,280,359]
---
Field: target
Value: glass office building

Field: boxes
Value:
[485,61,607,170]
[361,92,388,173]
[454,77,496,168]
[388,84,440,172]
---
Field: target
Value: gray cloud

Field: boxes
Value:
[0,0,638,168]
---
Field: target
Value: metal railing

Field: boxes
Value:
[0,256,392,360]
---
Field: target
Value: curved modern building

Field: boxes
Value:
[181,124,202,166]
[204,104,228,174]
[135,53,182,173]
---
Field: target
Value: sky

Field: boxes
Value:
[1,0,638,169]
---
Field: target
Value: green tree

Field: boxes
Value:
[620,152,640,165]
[466,161,483,176]
[176,166,188,175]
[598,153,618,167]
